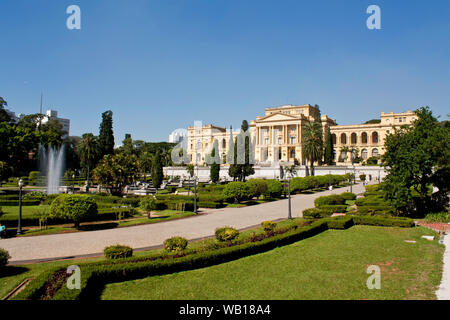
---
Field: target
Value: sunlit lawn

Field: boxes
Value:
[101,226,444,300]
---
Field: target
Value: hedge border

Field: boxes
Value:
[12,215,415,300]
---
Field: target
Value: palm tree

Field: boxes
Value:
[77,133,99,188]
[340,146,350,162]
[302,121,323,176]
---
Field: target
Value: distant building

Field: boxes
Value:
[169,129,188,144]
[41,109,71,139]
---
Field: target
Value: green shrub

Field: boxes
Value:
[264,180,283,198]
[365,184,381,192]
[352,215,414,227]
[424,212,450,223]
[302,207,334,219]
[291,177,310,193]
[324,216,354,229]
[318,205,348,213]
[215,226,239,242]
[314,194,345,207]
[222,182,250,203]
[261,221,276,234]
[119,198,140,208]
[49,195,98,228]
[28,171,41,186]
[104,245,133,259]
[197,201,224,209]
[357,206,395,216]
[0,248,10,269]
[340,192,356,201]
[359,174,366,182]
[0,200,41,206]
[164,236,188,252]
[139,197,156,217]
[23,191,48,202]
[245,179,268,199]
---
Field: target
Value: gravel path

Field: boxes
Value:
[1,183,366,263]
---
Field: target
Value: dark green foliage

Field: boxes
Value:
[215,227,239,242]
[0,248,10,269]
[323,127,334,165]
[49,195,98,228]
[164,237,188,252]
[302,207,334,219]
[340,192,356,200]
[151,150,164,189]
[223,182,250,203]
[104,245,133,259]
[0,200,41,206]
[318,205,348,213]
[383,107,450,215]
[228,120,255,182]
[264,179,283,198]
[28,171,41,186]
[98,110,115,157]
[23,191,48,202]
[245,179,268,199]
[314,194,345,207]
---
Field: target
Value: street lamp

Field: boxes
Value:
[329,170,332,190]
[72,173,75,194]
[287,174,292,220]
[194,165,198,214]
[17,179,23,235]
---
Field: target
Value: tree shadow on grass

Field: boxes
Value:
[0,265,29,278]
[78,222,119,232]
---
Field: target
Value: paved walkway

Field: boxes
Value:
[1,183,366,264]
[437,234,450,300]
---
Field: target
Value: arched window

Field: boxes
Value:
[339,151,346,162]
[331,134,337,145]
[290,149,296,159]
[196,140,202,150]
[372,148,379,157]
[372,132,379,144]
[361,149,368,160]
[361,132,368,144]
[351,133,357,144]
[340,133,347,144]
[222,139,226,149]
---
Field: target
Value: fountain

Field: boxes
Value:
[38,145,65,194]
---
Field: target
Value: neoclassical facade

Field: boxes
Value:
[186,104,416,166]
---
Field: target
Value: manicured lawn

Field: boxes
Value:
[101,225,444,300]
[1,205,49,219]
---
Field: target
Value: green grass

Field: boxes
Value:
[101,226,444,300]
[1,205,49,219]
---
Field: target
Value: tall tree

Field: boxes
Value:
[302,121,323,176]
[208,139,220,183]
[0,97,11,123]
[77,133,99,187]
[228,120,254,181]
[323,127,333,165]
[151,150,164,189]
[383,106,450,215]
[98,110,115,157]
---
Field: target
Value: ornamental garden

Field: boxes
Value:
[0,102,449,300]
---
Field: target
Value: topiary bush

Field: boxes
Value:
[49,195,98,229]
[264,179,283,198]
[314,194,345,207]
[340,192,357,201]
[164,236,188,252]
[222,182,250,203]
[261,221,277,235]
[318,205,348,213]
[302,207,334,219]
[291,177,310,193]
[215,226,240,242]
[245,179,268,199]
[139,196,156,218]
[23,191,48,203]
[0,248,10,269]
[104,245,133,259]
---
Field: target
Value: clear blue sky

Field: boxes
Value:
[1,0,449,143]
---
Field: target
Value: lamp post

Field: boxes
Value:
[329,170,332,191]
[72,173,75,194]
[288,174,292,220]
[17,179,23,235]
[194,165,198,214]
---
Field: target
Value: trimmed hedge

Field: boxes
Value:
[340,192,356,201]
[13,215,415,300]
[318,205,348,213]
[0,248,10,268]
[104,245,133,259]
[314,194,345,207]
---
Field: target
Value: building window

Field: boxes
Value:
[351,133,357,144]
[372,132,379,144]
[361,149,368,160]
[340,133,347,145]
[361,132,368,144]
[331,134,336,145]
[278,137,282,145]
[372,148,379,157]
[264,137,269,145]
